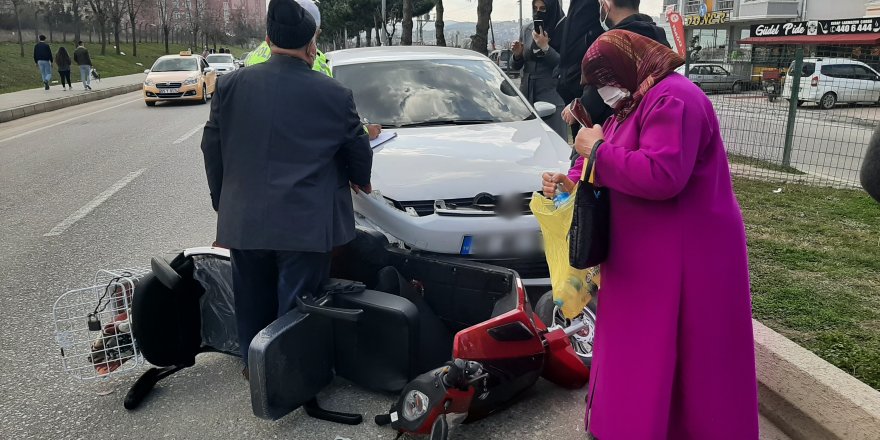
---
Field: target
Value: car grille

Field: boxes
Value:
[467,255,549,279]
[155,82,182,88]
[157,92,184,98]
[391,192,534,217]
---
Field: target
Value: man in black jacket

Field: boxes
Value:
[73,41,94,90]
[200,0,372,374]
[558,0,670,156]
[34,35,53,90]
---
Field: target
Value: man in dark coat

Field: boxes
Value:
[200,0,373,374]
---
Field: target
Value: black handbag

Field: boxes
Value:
[569,143,610,269]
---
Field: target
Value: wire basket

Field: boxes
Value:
[53,267,150,380]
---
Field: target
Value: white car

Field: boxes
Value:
[329,47,571,289]
[206,53,237,76]
[782,58,880,109]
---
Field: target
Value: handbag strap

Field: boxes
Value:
[580,141,602,184]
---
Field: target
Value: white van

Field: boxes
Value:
[782,58,880,109]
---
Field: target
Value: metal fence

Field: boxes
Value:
[686,45,879,187]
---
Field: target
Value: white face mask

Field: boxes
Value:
[598,85,629,108]
[598,0,612,31]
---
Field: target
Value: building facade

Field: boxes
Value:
[659,0,870,63]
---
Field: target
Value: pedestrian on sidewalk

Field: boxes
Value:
[34,35,53,90]
[544,30,759,439]
[55,47,73,91]
[73,41,93,91]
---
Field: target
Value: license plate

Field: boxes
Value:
[160,88,178,94]
[461,232,543,256]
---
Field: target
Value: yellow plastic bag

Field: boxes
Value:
[530,188,598,319]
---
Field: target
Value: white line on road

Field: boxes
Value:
[44,168,147,237]
[173,123,206,144]
[0,98,142,145]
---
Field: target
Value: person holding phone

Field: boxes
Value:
[511,0,568,140]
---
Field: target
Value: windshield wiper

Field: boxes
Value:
[393,119,496,128]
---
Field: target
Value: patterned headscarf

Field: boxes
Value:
[581,30,684,122]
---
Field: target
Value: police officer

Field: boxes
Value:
[243,0,382,140]
[200,0,373,378]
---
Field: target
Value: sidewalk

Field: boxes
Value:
[0,73,145,123]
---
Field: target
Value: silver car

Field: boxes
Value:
[677,63,748,93]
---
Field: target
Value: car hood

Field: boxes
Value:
[371,120,572,201]
[212,63,235,69]
[146,71,198,82]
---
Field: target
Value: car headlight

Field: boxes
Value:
[401,390,430,421]
[144,78,153,86]
[183,76,199,85]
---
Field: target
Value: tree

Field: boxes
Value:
[401,0,412,45]
[108,0,125,54]
[183,0,204,50]
[124,0,145,56]
[434,0,445,46]
[87,0,109,54]
[156,0,170,54]
[72,0,82,42]
[471,0,491,55]
[8,0,27,57]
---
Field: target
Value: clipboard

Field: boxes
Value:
[370,131,398,149]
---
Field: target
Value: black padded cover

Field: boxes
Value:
[333,289,421,392]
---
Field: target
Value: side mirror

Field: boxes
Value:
[203,67,214,73]
[143,69,150,74]
[534,101,556,120]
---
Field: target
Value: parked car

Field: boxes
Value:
[142,51,216,106]
[205,53,237,76]
[489,49,519,78]
[676,63,749,93]
[329,46,594,365]
[782,58,880,109]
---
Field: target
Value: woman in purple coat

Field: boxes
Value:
[542,30,758,439]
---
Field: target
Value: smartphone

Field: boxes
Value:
[533,19,544,35]
[569,100,593,128]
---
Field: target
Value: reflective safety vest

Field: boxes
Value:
[243,41,332,78]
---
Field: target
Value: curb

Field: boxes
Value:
[0,84,142,124]
[754,320,880,440]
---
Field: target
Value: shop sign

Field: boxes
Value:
[685,10,731,27]
[751,18,880,38]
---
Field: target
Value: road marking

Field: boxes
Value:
[174,123,205,144]
[0,98,142,145]
[44,168,147,237]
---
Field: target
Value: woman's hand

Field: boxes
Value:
[561,105,576,126]
[542,172,576,198]
[532,31,550,51]
[574,124,605,158]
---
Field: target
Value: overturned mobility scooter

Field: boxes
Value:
[53,229,591,438]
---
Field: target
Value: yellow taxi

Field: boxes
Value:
[143,51,217,106]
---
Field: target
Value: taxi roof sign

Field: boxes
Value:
[180,50,192,56]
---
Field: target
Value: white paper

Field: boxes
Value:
[370,131,398,149]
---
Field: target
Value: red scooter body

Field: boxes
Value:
[381,278,589,438]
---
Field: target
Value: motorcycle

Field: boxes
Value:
[763,69,781,103]
[53,228,589,436]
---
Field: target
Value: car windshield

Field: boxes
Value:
[152,58,199,72]
[207,54,234,64]
[333,59,534,127]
